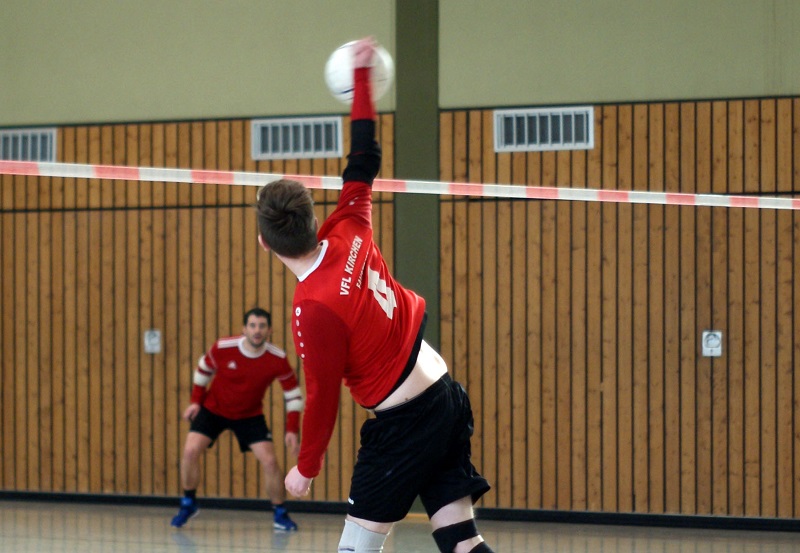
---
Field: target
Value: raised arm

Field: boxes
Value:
[341,37,381,187]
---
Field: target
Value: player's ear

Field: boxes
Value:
[258,233,270,252]
[314,217,319,231]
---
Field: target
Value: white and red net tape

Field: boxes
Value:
[1,160,799,210]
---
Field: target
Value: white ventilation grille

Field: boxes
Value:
[0,128,57,161]
[494,107,594,152]
[252,116,343,161]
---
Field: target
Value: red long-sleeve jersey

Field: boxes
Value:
[292,66,426,478]
[190,336,303,433]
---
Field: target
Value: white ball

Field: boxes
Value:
[324,40,394,105]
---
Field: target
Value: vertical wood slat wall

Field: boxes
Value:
[0,115,395,504]
[439,98,800,517]
[2,98,799,521]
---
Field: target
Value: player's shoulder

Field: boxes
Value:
[214,336,242,350]
[262,342,287,359]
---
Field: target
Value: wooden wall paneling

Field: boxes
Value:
[163,122,182,496]
[62,127,78,492]
[245,247,263,499]
[467,196,484,502]
[465,110,484,502]
[774,99,795,518]
[87,126,104,494]
[103,207,119,493]
[679,104,697,514]
[75,131,91,493]
[726,100,745,516]
[600,105,619,512]
[525,187,542,510]
[539,151,558,509]
[13,209,27,490]
[165,124,179,207]
[511,154,530,509]
[242,122,262,500]
[569,146,588,511]
[758,100,778,517]
[631,104,650,512]
[0,211,6,488]
[177,121,196,498]
[709,101,730,515]
[39,207,53,492]
[662,103,681,514]
[151,151,168,496]
[0,162,9,490]
[584,106,603,512]
[113,126,131,494]
[229,121,246,209]
[2,206,14,488]
[50,205,65,493]
[72,128,90,491]
[694,102,713,515]
[554,150,573,511]
[439,113,455,381]
[480,111,499,508]
[794,98,800,519]
[138,123,155,495]
[495,178,513,508]
[189,120,215,495]
[616,105,634,513]
[481,196,499,508]
[123,124,142,495]
[1,210,10,488]
[5,103,800,516]
[37,158,53,487]
[25,211,40,491]
[449,112,470,491]
[742,99,762,516]
[217,198,233,500]
[225,122,246,501]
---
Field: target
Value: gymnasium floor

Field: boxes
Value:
[1,500,798,552]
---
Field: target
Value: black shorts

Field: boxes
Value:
[190,406,272,453]
[347,375,491,523]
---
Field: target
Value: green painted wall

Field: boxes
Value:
[0,0,395,125]
[440,0,800,107]
[3,1,799,126]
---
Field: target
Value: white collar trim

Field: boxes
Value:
[237,336,266,358]
[298,240,328,282]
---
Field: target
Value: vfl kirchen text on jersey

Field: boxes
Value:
[340,235,364,296]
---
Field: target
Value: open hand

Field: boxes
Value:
[353,36,376,69]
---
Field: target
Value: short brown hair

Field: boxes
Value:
[256,179,318,257]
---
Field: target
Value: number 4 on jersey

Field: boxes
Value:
[367,268,397,319]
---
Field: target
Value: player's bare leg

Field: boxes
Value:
[180,431,212,490]
[251,441,298,530]
[171,431,212,527]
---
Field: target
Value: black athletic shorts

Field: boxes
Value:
[190,406,272,453]
[347,374,491,523]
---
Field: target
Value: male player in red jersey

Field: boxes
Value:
[255,38,493,553]
[170,307,303,532]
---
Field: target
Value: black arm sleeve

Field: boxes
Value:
[342,120,381,185]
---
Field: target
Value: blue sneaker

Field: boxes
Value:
[273,506,298,531]
[171,497,199,527]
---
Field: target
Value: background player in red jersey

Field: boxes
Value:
[170,307,303,532]
[255,38,494,553]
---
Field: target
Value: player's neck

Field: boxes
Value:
[277,243,323,279]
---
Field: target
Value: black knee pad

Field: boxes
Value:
[432,518,478,553]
